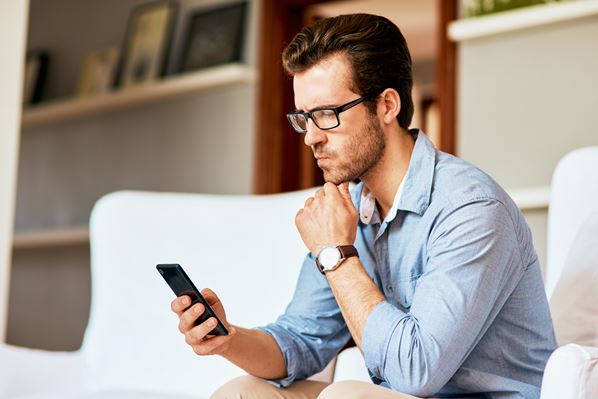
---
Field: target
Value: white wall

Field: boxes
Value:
[457,15,598,190]
[0,1,29,342]
[456,12,598,273]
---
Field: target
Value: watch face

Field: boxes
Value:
[318,247,341,269]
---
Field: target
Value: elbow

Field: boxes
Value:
[389,379,443,398]
[384,366,445,397]
[384,345,446,397]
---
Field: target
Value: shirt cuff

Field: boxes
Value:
[255,324,303,388]
[362,300,409,380]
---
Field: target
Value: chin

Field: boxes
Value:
[322,171,353,185]
[321,171,338,185]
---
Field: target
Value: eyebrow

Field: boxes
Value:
[292,103,339,113]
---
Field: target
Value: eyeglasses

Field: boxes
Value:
[286,96,370,133]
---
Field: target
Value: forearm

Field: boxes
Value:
[326,257,385,349]
[221,325,287,380]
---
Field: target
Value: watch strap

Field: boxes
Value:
[337,245,358,260]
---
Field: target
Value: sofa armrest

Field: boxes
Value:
[0,343,86,397]
[540,344,598,399]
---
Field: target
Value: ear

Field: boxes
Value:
[377,88,401,125]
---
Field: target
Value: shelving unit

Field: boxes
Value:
[448,0,598,41]
[508,186,550,211]
[15,62,256,251]
[22,63,256,128]
[13,227,89,250]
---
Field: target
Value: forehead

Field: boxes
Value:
[292,53,357,110]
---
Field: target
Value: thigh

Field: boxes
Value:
[317,380,428,399]
[210,375,330,399]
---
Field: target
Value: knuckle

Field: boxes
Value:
[193,345,208,356]
[185,330,197,345]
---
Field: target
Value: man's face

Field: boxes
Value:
[293,54,386,184]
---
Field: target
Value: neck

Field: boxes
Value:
[362,128,415,219]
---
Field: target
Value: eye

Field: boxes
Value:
[313,109,337,127]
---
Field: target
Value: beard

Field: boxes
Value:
[314,115,386,184]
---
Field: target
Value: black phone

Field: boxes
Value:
[157,263,228,336]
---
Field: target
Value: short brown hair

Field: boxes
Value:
[282,13,414,130]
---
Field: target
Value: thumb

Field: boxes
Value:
[338,182,352,201]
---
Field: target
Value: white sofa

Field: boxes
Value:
[1,147,597,398]
[539,147,598,399]
[0,187,368,399]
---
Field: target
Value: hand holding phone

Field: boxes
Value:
[157,264,229,336]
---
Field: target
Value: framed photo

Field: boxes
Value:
[115,1,177,88]
[76,48,119,97]
[178,2,247,73]
[23,50,49,106]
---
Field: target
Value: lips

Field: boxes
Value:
[316,157,329,167]
[314,151,332,167]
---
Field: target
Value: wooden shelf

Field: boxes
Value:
[507,186,550,211]
[448,0,598,42]
[21,63,256,128]
[13,227,89,250]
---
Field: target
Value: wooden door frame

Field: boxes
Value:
[0,0,29,342]
[254,0,457,194]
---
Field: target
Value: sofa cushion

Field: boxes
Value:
[540,344,598,399]
[549,213,598,347]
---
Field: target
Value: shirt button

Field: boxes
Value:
[387,285,393,291]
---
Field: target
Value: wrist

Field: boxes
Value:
[315,244,359,274]
[218,324,240,358]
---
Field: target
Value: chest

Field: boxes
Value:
[356,212,430,311]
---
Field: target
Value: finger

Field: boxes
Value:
[171,295,191,316]
[323,182,341,199]
[304,197,314,207]
[178,303,204,334]
[200,288,221,307]
[185,317,220,345]
[190,326,237,356]
[315,188,325,199]
[337,182,352,201]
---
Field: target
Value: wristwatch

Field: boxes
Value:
[315,245,359,274]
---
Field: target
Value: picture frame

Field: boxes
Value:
[23,50,49,106]
[114,0,177,88]
[76,47,119,97]
[178,2,247,73]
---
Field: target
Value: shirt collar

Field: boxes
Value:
[358,130,436,224]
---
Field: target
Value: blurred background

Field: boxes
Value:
[1,0,597,351]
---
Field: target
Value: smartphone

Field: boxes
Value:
[157,263,228,336]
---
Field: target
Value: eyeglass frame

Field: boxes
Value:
[286,95,374,133]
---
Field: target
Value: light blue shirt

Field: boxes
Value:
[258,131,557,398]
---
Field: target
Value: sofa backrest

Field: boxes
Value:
[546,146,598,347]
[546,146,598,298]
[84,189,315,397]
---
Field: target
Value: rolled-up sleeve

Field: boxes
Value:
[257,253,351,387]
[361,198,525,397]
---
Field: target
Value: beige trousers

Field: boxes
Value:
[210,375,426,399]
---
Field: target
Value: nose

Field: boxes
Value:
[303,119,326,147]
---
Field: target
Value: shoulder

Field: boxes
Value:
[431,151,516,215]
[427,152,536,263]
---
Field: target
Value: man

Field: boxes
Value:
[170,14,556,399]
